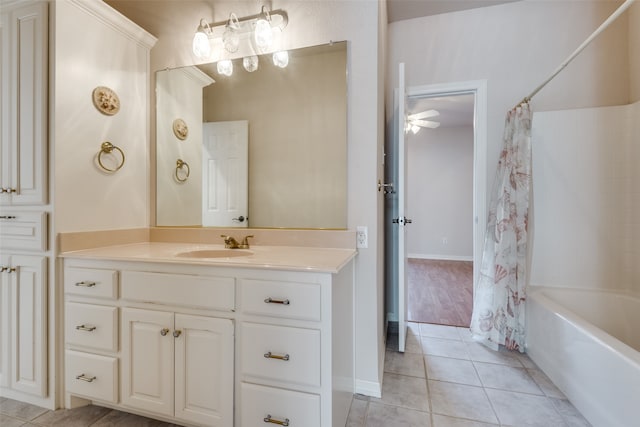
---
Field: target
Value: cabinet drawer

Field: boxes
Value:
[0,211,47,251]
[241,382,320,427]
[241,323,320,387]
[65,350,118,403]
[240,279,321,321]
[65,267,118,299]
[65,303,118,352]
[121,271,235,311]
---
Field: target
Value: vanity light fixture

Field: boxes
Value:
[192,6,288,60]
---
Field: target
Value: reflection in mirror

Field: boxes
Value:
[156,42,347,229]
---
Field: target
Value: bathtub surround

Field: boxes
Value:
[470,104,532,352]
[527,288,640,427]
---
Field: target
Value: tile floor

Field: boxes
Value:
[0,323,592,427]
[345,322,592,427]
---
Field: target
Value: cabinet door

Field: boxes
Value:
[0,2,48,205]
[8,254,47,397]
[174,314,234,427]
[0,255,10,388]
[121,308,174,417]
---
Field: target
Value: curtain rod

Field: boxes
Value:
[514,0,636,109]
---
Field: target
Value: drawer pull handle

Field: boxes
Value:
[75,281,96,287]
[264,351,290,361]
[264,297,290,305]
[173,330,182,338]
[76,374,97,382]
[0,215,16,219]
[160,328,170,336]
[263,415,289,426]
[1,267,16,273]
[75,324,97,332]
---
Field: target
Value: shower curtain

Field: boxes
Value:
[470,103,532,352]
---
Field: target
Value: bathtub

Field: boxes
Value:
[526,287,640,427]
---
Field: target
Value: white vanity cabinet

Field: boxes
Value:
[61,246,354,427]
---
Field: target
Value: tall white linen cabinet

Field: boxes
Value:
[0,0,156,409]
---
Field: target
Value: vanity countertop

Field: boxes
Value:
[59,242,357,273]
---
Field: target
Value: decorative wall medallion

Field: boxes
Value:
[92,86,120,115]
[173,118,188,140]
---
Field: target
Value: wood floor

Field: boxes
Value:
[407,258,473,327]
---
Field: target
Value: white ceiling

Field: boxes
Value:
[387,0,520,23]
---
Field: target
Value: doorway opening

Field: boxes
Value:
[406,93,475,328]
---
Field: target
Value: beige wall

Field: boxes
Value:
[630,2,640,102]
[202,45,347,229]
[407,126,474,259]
[388,1,630,200]
[54,0,155,233]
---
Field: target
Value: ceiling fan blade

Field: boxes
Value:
[408,109,439,120]
[412,119,440,129]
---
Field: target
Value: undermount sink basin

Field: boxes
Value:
[176,249,254,259]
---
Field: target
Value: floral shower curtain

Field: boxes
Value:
[470,103,532,352]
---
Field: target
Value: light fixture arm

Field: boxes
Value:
[201,8,288,35]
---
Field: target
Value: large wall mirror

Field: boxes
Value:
[156,41,347,229]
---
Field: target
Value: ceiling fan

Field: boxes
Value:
[406,109,440,134]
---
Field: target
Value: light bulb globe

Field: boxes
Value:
[272,50,289,68]
[254,18,273,49]
[217,60,233,76]
[192,30,211,59]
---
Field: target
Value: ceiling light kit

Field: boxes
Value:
[192,6,289,76]
[406,109,440,134]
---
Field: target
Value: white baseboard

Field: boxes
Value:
[355,379,381,398]
[408,253,473,262]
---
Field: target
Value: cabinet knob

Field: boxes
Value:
[160,328,170,336]
[263,415,290,426]
[76,374,97,383]
[173,330,182,338]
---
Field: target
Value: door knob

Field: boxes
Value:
[232,215,246,223]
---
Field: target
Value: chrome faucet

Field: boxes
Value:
[221,234,254,249]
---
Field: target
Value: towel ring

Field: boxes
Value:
[175,159,190,182]
[97,142,125,172]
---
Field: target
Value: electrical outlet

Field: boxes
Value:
[356,226,368,249]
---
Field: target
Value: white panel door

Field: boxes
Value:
[9,254,47,396]
[202,121,249,227]
[397,63,409,352]
[174,314,234,427]
[121,308,174,417]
